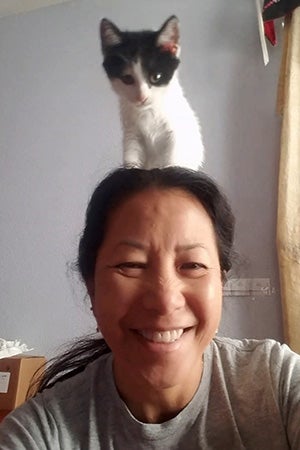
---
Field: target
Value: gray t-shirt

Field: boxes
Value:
[0,337,299,449]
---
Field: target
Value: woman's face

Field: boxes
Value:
[89,188,223,389]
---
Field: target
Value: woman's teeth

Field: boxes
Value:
[138,329,184,343]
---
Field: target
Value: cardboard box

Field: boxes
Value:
[0,355,46,410]
[0,409,10,422]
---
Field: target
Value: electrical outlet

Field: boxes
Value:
[223,278,272,297]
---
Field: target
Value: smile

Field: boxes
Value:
[137,329,184,343]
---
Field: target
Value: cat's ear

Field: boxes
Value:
[156,15,180,56]
[100,18,122,53]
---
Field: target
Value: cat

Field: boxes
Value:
[100,15,205,170]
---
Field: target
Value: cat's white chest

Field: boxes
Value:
[135,108,171,148]
[119,81,205,170]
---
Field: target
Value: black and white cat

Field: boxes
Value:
[100,15,204,170]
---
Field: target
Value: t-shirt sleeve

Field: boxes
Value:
[272,342,300,449]
[0,397,57,449]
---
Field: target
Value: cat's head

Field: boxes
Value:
[100,16,180,107]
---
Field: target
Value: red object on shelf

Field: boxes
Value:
[264,20,277,45]
[262,0,300,46]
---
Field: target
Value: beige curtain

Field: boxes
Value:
[277,8,300,353]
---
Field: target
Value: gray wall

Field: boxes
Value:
[0,0,283,357]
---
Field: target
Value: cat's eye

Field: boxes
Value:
[150,73,162,84]
[120,74,135,85]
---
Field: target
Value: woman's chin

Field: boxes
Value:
[115,329,203,388]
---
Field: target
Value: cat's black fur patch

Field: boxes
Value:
[102,30,180,87]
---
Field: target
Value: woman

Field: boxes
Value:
[0,167,299,449]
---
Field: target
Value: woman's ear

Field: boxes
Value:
[86,281,100,332]
[86,279,95,305]
[221,270,228,285]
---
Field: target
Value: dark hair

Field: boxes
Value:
[35,167,235,394]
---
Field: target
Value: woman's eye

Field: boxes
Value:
[113,262,146,276]
[120,74,135,85]
[149,73,162,84]
[179,262,208,277]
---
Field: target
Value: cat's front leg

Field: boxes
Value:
[123,134,145,168]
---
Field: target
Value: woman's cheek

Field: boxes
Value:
[192,274,223,309]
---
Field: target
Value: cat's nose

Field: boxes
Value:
[136,95,149,106]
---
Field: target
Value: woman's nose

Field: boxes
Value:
[141,275,185,314]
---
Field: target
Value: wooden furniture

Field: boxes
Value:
[0,409,10,422]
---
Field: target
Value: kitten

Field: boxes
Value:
[100,15,204,170]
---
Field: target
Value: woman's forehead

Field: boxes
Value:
[108,187,204,220]
[103,187,216,243]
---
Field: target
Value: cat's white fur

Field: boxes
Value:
[102,17,205,170]
[114,66,204,169]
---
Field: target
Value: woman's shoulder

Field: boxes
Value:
[212,335,296,353]
[1,352,112,425]
[0,353,113,448]
[212,336,283,352]
[208,336,300,377]
[40,351,112,405]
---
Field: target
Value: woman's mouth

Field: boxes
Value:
[137,329,184,343]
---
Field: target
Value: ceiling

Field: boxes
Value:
[0,0,73,18]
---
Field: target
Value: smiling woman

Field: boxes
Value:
[0,167,300,449]
[88,186,223,421]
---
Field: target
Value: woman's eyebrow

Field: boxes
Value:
[117,239,148,250]
[115,241,207,251]
[176,243,207,251]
